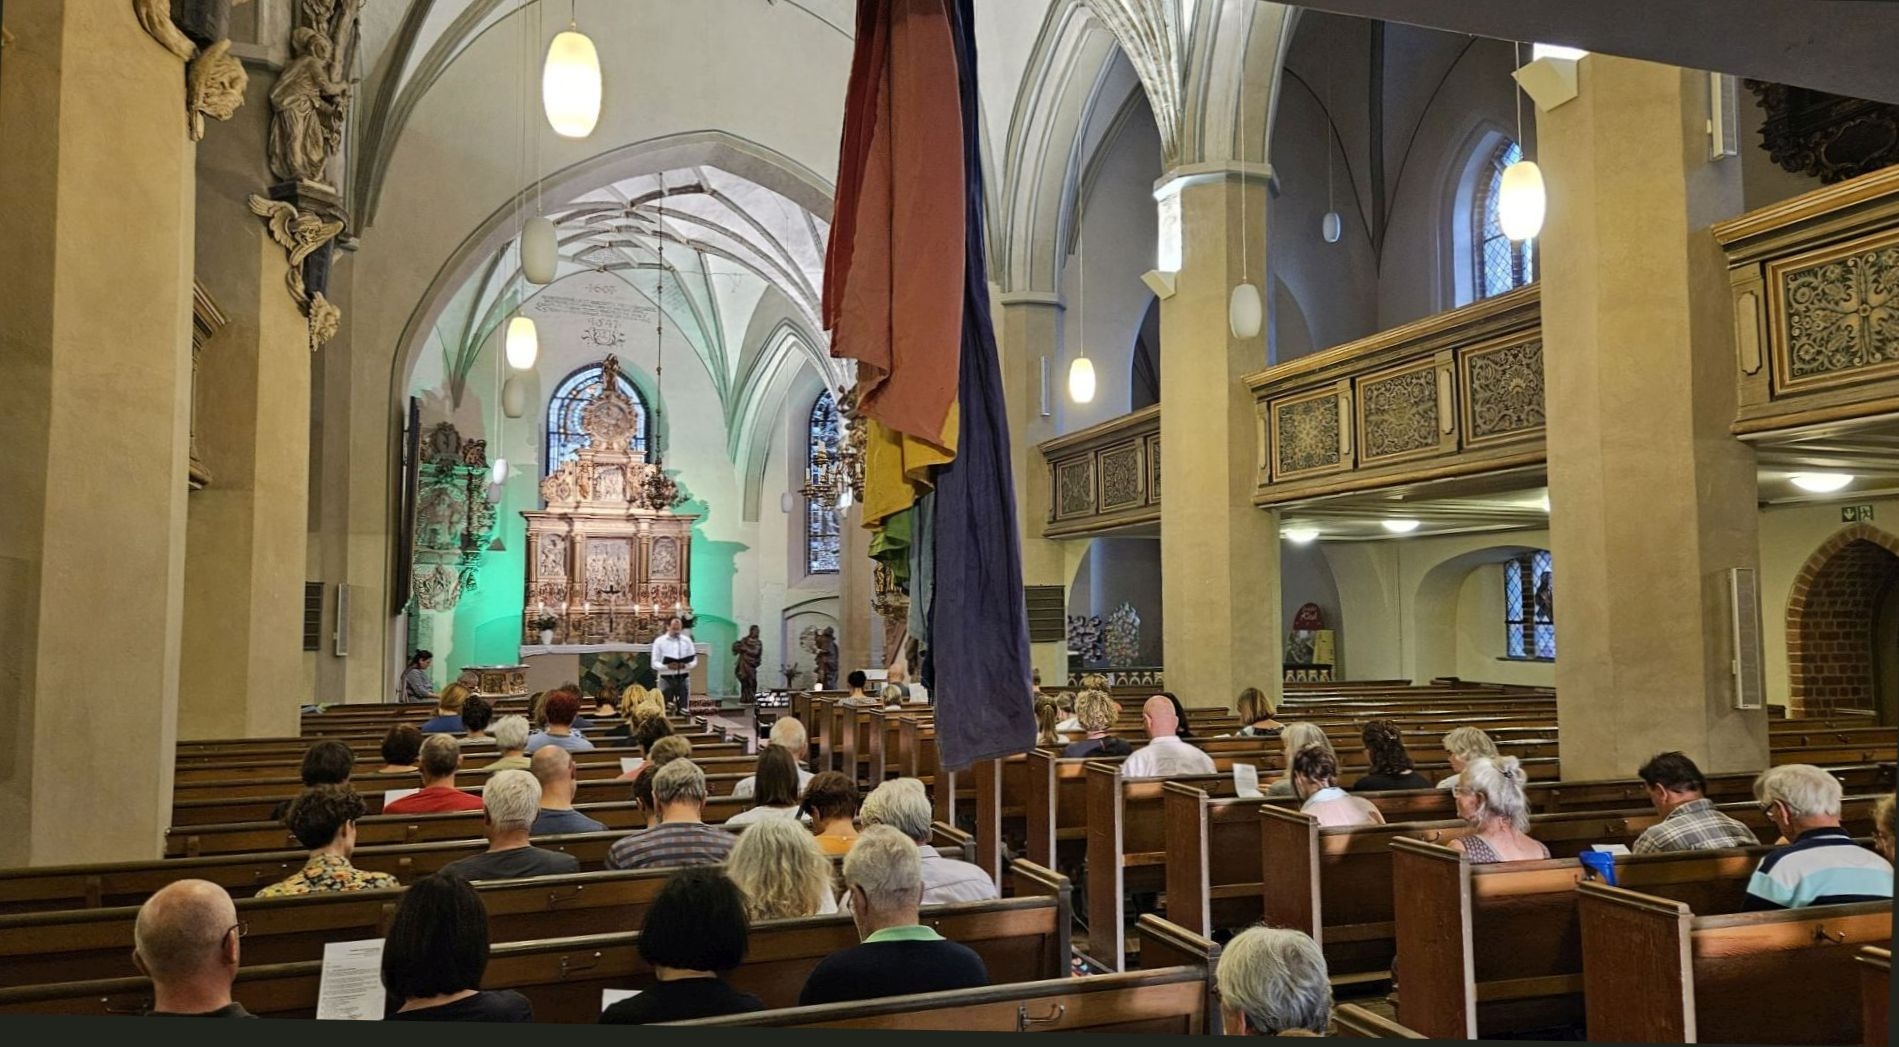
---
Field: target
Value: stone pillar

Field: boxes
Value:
[1158,171,1282,708]
[1539,55,1767,777]
[178,73,311,739]
[999,292,1072,688]
[838,504,874,678]
[0,1,196,864]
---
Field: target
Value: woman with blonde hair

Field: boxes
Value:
[1235,687,1283,737]
[1437,726,1501,790]
[1874,792,1896,863]
[1033,697,1062,747]
[723,817,839,920]
[1062,691,1131,759]
[1266,723,1334,797]
[1450,756,1549,863]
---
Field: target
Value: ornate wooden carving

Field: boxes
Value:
[1747,82,1899,185]
[1036,406,1160,538]
[409,422,496,611]
[188,282,227,491]
[1359,362,1440,462]
[1462,338,1547,444]
[1272,390,1344,478]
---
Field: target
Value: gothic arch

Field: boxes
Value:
[1785,523,1899,719]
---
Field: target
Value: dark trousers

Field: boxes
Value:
[660,673,690,712]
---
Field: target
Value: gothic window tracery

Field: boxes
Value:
[806,391,842,575]
[1504,549,1556,659]
[1475,139,1536,299]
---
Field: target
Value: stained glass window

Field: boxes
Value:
[544,363,648,475]
[806,391,843,575]
[1503,549,1556,659]
[1475,140,1536,299]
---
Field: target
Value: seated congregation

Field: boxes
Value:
[2,681,1890,1040]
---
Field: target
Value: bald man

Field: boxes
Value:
[529,746,606,835]
[1119,695,1215,778]
[134,880,253,1018]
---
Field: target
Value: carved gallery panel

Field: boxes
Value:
[1273,391,1344,479]
[1054,457,1095,520]
[1359,363,1441,462]
[1773,233,1899,392]
[1145,436,1161,505]
[1463,338,1546,444]
[1098,443,1145,511]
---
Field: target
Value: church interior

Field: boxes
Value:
[0,0,1894,1036]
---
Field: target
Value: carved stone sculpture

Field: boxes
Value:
[135,0,197,60]
[186,39,248,140]
[732,625,763,696]
[269,27,351,184]
[812,627,839,690]
[247,195,345,348]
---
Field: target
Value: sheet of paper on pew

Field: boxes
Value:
[602,989,641,1011]
[383,788,419,805]
[620,757,645,778]
[317,938,386,1021]
[1586,844,1632,855]
[1233,764,1262,798]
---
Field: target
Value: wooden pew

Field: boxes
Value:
[1578,883,1891,1044]
[1332,1004,1427,1039]
[670,966,1211,1033]
[1857,946,1890,1047]
[0,887,1073,1021]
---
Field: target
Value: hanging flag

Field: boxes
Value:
[924,0,1036,770]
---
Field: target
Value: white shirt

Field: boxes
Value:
[652,632,696,677]
[1120,735,1216,778]
[722,803,804,828]
[839,844,1000,910]
[730,766,815,800]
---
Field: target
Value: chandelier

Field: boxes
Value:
[801,388,865,511]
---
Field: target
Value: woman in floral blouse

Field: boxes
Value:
[256,784,399,897]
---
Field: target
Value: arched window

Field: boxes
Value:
[1474,139,1535,299]
[544,363,648,475]
[1503,549,1555,659]
[805,391,843,575]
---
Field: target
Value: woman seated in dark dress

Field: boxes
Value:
[381,873,532,1021]
[599,868,764,1024]
[1349,719,1432,792]
[1061,690,1132,759]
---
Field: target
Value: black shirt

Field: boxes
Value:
[1351,770,1432,792]
[798,938,989,1006]
[599,978,764,1024]
[385,990,533,1022]
[147,1003,254,1018]
[438,846,580,881]
[1062,736,1132,760]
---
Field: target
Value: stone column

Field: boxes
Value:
[837,504,874,678]
[178,73,311,739]
[999,292,1072,687]
[1158,171,1282,708]
[1539,55,1767,777]
[0,1,196,864]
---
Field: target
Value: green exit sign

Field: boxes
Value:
[1842,504,1876,523]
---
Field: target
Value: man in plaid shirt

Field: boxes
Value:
[1632,751,1760,854]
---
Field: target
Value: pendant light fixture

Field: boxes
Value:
[1498,42,1546,242]
[1228,61,1262,340]
[1321,66,1342,243]
[506,315,540,369]
[506,12,539,370]
[501,375,528,418]
[543,1,601,139]
[1068,192,1096,404]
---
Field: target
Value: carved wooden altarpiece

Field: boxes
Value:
[522,356,696,646]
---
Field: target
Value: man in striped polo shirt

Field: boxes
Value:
[1743,764,1893,910]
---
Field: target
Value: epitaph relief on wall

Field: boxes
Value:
[523,356,698,646]
[407,423,498,612]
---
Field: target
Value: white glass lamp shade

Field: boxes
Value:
[543,29,602,138]
[1283,527,1320,544]
[505,316,539,370]
[522,217,558,285]
[1067,356,1096,404]
[1381,518,1421,534]
[1229,283,1263,339]
[1790,472,1853,493]
[1497,160,1546,241]
[490,458,509,485]
[501,376,528,418]
[1321,211,1342,243]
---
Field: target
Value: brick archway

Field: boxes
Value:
[1785,523,1899,718]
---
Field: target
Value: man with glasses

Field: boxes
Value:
[133,879,254,1017]
[1744,764,1893,910]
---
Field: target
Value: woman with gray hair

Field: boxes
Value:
[1216,926,1333,1036]
[486,715,531,772]
[1436,726,1500,789]
[1449,756,1548,863]
[1266,723,1335,798]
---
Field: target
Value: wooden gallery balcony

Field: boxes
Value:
[1716,164,1899,444]
[1246,286,1547,510]
[1037,405,1161,538]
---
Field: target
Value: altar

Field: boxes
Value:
[520,643,710,697]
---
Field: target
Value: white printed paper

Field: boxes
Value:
[601,989,641,1011]
[1233,764,1262,799]
[619,757,645,776]
[1588,843,1631,855]
[316,938,386,1020]
[382,788,419,806]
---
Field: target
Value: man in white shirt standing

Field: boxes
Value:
[652,616,697,714]
[1120,694,1215,778]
